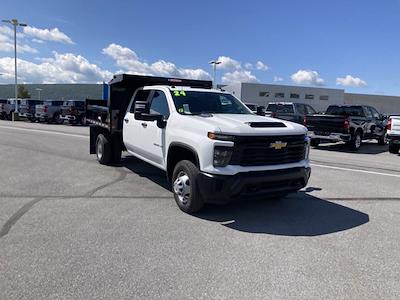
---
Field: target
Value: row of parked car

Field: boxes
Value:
[245,101,400,155]
[0,99,86,125]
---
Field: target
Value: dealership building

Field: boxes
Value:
[0,81,399,114]
[223,82,400,114]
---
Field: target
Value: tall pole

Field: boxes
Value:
[2,19,28,114]
[209,60,221,89]
[13,22,18,111]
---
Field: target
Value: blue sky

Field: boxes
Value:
[1,0,400,95]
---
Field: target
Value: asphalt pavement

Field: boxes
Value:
[0,120,399,299]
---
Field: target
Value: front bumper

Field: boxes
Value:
[19,112,33,118]
[35,113,50,119]
[387,134,400,144]
[197,167,311,204]
[308,131,351,142]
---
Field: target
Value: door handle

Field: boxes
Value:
[124,118,129,123]
[141,122,147,128]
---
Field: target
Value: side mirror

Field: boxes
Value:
[256,106,266,116]
[134,101,167,128]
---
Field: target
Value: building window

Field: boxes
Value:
[290,93,300,99]
[275,92,285,98]
[305,94,314,100]
[259,91,269,97]
[320,95,329,100]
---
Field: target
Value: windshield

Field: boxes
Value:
[171,91,251,115]
[326,106,364,117]
[267,104,294,114]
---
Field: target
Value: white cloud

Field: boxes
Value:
[0,52,112,84]
[255,61,268,71]
[221,70,258,84]
[31,38,44,44]
[23,26,74,44]
[291,69,325,86]
[102,43,211,80]
[244,63,253,69]
[216,56,241,70]
[336,75,367,87]
[273,76,284,82]
[0,26,37,53]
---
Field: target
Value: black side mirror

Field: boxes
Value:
[256,106,266,116]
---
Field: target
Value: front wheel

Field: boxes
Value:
[172,160,204,213]
[310,138,320,147]
[389,142,400,154]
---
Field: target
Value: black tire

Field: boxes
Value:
[377,134,387,145]
[53,113,63,124]
[28,118,36,123]
[96,134,112,165]
[310,138,320,147]
[389,142,400,154]
[111,141,122,163]
[172,160,204,213]
[349,131,362,151]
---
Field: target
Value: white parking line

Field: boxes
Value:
[311,163,400,178]
[0,125,89,139]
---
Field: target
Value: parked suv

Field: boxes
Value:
[266,102,317,124]
[387,115,400,154]
[60,100,86,125]
[35,100,64,123]
[306,105,387,150]
[19,99,43,122]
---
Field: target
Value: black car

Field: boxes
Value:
[19,99,43,122]
[60,100,86,125]
[305,105,387,150]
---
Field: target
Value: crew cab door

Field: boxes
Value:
[123,89,170,168]
[368,106,386,137]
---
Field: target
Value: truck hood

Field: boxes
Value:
[189,114,307,136]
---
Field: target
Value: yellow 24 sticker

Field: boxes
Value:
[173,90,186,97]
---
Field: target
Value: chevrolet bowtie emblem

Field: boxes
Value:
[270,141,287,150]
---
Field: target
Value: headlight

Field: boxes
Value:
[208,132,235,141]
[304,136,311,160]
[213,146,233,167]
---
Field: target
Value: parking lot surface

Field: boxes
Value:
[1,120,400,299]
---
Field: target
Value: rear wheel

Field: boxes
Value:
[389,142,400,154]
[53,113,63,124]
[96,134,112,165]
[172,160,204,213]
[310,138,320,147]
[349,131,362,151]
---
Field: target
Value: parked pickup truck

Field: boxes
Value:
[387,116,400,154]
[305,105,387,150]
[19,99,43,122]
[86,74,311,213]
[0,99,20,120]
[244,103,266,115]
[60,100,86,125]
[35,100,64,123]
[266,102,317,124]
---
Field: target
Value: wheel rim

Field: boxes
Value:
[97,140,103,160]
[355,134,361,148]
[173,171,191,205]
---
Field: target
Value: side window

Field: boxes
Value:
[149,90,170,118]
[364,107,372,118]
[297,104,307,115]
[370,107,380,119]
[306,105,316,115]
[130,90,151,113]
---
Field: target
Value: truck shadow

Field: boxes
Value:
[120,156,369,236]
[194,192,369,236]
[314,141,388,154]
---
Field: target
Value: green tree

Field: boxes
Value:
[17,85,31,99]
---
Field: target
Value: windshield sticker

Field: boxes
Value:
[173,90,186,97]
[183,104,191,114]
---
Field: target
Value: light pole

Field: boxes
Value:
[36,88,42,100]
[2,19,28,113]
[209,60,221,88]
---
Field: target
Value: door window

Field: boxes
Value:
[149,90,170,118]
[130,90,151,113]
[369,107,380,119]
[364,107,372,118]
[297,104,307,115]
[306,105,316,115]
